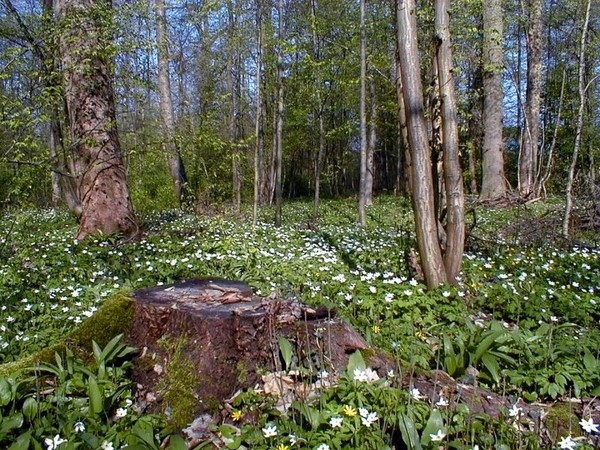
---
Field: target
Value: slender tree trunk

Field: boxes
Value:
[311,0,326,222]
[435,0,465,283]
[393,0,412,197]
[155,0,191,209]
[537,69,565,198]
[358,0,368,226]
[274,0,284,226]
[480,0,507,200]
[563,0,592,237]
[253,0,264,226]
[227,0,243,213]
[396,0,447,288]
[519,0,543,197]
[56,0,137,239]
[366,77,376,206]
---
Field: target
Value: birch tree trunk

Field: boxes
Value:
[519,0,543,197]
[435,0,465,283]
[563,0,592,238]
[396,0,447,288]
[479,0,507,200]
[56,0,137,240]
[155,0,191,209]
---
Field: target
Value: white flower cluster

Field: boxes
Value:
[359,407,379,427]
[353,367,379,383]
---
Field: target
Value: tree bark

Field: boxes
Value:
[563,0,592,238]
[155,0,191,209]
[435,0,465,284]
[358,0,368,226]
[519,0,543,197]
[274,0,284,227]
[396,0,447,288]
[366,76,376,207]
[56,0,137,240]
[311,0,326,223]
[479,0,507,201]
[252,0,264,226]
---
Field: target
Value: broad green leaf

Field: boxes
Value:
[88,376,103,415]
[398,414,422,450]
[0,377,12,406]
[1,412,23,434]
[346,350,366,378]
[22,397,38,421]
[421,409,444,447]
[480,353,501,384]
[473,330,504,363]
[8,430,31,450]
[168,434,187,450]
[583,350,597,372]
[278,337,293,371]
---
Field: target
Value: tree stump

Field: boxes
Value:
[127,278,383,424]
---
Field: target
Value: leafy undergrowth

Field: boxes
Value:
[0,196,599,449]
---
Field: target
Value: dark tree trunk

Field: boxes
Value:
[56,0,137,240]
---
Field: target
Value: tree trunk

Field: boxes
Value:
[227,0,243,213]
[366,76,376,207]
[563,0,592,238]
[392,1,412,197]
[435,0,465,284]
[396,0,447,288]
[56,0,137,240]
[274,0,284,227]
[311,0,326,223]
[252,0,264,226]
[537,69,565,198]
[479,0,507,201]
[155,0,191,209]
[519,0,543,197]
[358,0,368,226]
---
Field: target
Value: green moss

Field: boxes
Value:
[0,292,134,377]
[236,360,248,385]
[545,403,581,440]
[157,334,200,428]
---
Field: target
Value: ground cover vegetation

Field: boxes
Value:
[0,197,599,449]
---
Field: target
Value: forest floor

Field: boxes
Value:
[0,196,599,449]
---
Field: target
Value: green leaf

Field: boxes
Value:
[88,376,103,415]
[278,337,293,371]
[421,409,444,447]
[583,350,597,372]
[167,434,187,450]
[1,412,24,434]
[346,350,366,379]
[473,330,504,363]
[480,353,501,384]
[131,417,157,447]
[0,377,12,406]
[22,397,38,421]
[398,414,422,450]
[8,430,31,450]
